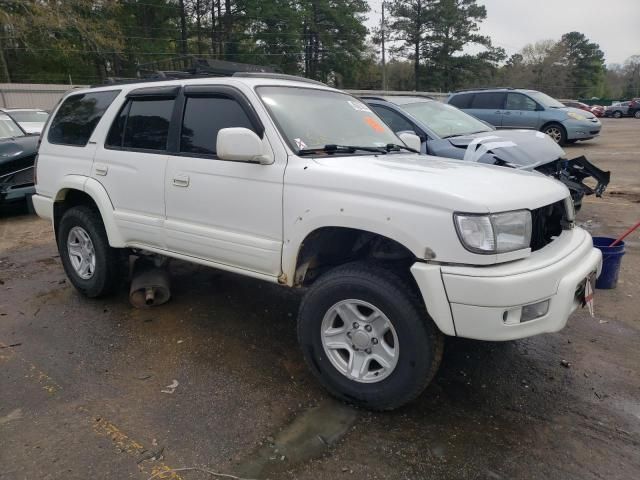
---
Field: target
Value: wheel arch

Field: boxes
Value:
[290,226,418,288]
[53,176,125,247]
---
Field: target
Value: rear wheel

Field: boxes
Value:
[57,206,122,298]
[542,123,567,146]
[634,110,640,119]
[297,262,444,411]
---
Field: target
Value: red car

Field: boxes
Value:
[590,105,605,117]
[563,100,592,112]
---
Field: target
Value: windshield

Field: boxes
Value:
[526,91,565,108]
[257,86,400,153]
[0,113,25,138]
[401,101,492,138]
[9,110,49,123]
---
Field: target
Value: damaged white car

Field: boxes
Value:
[33,74,602,410]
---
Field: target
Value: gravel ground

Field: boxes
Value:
[0,118,638,480]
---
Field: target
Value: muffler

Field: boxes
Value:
[129,257,171,308]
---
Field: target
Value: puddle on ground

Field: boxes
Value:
[234,398,358,478]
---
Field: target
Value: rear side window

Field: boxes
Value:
[448,93,473,109]
[180,96,254,155]
[48,90,119,146]
[470,93,505,110]
[106,98,175,151]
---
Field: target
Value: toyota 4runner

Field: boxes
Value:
[33,73,602,410]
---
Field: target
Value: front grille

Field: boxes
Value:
[530,200,566,251]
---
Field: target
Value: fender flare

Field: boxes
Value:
[55,175,125,247]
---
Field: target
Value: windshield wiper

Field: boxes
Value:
[384,143,419,153]
[297,144,388,156]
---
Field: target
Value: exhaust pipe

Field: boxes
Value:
[129,257,171,308]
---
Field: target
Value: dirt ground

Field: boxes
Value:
[1,118,639,480]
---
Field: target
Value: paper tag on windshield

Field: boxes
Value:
[294,138,307,149]
[348,100,372,113]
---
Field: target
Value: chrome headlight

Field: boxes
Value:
[454,210,532,254]
[567,111,586,121]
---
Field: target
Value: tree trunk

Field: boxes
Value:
[224,0,232,58]
[178,0,188,58]
[210,0,217,56]
[414,1,422,91]
[195,0,202,55]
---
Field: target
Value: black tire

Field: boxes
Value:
[57,205,122,298]
[565,139,577,145]
[297,261,444,411]
[542,123,567,146]
[613,110,623,119]
[633,110,640,119]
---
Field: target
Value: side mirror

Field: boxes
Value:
[216,127,271,164]
[397,132,422,152]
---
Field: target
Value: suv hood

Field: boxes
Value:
[441,129,564,169]
[311,153,568,213]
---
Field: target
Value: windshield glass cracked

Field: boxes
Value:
[258,86,401,154]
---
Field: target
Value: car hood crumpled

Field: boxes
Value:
[444,129,565,169]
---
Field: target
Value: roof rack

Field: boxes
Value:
[232,72,326,86]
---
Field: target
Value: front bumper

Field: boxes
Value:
[411,227,602,341]
[564,120,601,140]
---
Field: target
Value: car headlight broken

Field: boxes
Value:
[454,210,532,254]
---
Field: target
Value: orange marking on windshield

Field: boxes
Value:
[364,116,385,133]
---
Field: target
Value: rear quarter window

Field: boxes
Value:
[47,90,120,146]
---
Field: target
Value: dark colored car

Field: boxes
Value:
[362,95,610,210]
[0,112,39,208]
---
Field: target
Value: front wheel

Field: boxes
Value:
[57,206,123,298]
[297,262,444,411]
[613,111,623,119]
[542,123,567,145]
[634,110,640,119]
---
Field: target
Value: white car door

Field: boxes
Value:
[92,86,179,248]
[164,85,284,278]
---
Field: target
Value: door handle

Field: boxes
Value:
[494,110,503,114]
[172,175,190,187]
[503,111,511,115]
[94,164,108,176]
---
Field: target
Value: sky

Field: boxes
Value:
[366,0,640,65]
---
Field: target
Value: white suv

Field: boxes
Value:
[33,73,602,410]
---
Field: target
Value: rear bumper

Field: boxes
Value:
[411,227,602,341]
[31,193,54,220]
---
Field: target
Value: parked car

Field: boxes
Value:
[1,108,49,134]
[447,88,602,146]
[604,102,631,118]
[590,105,605,117]
[0,111,38,208]
[562,100,591,112]
[32,74,602,410]
[362,95,610,211]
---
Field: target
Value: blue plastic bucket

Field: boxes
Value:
[592,237,625,289]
